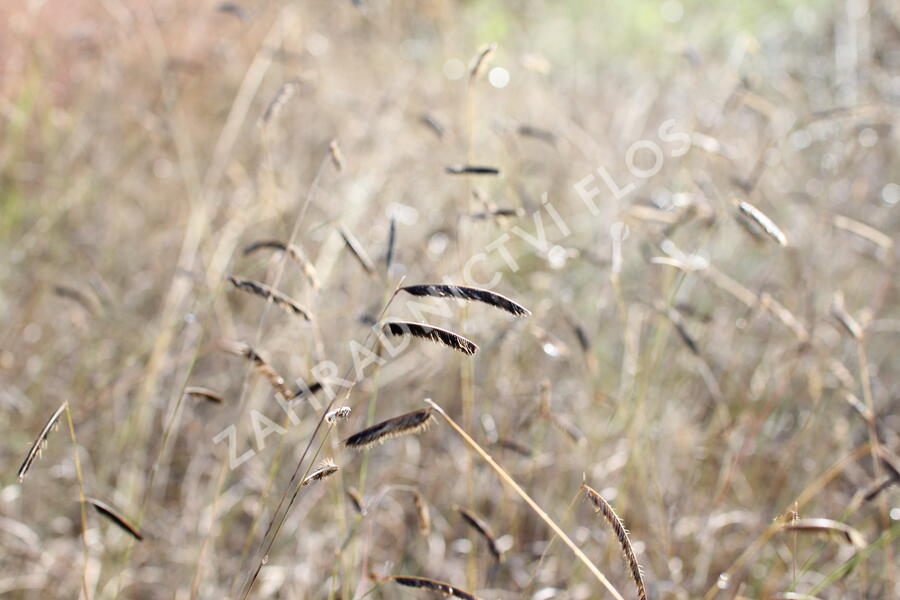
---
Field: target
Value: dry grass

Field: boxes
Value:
[2,1,899,599]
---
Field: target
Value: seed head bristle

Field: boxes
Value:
[228,275,311,321]
[517,124,557,145]
[582,484,647,600]
[549,413,586,444]
[455,505,504,562]
[292,379,324,400]
[52,285,98,315]
[342,408,435,450]
[216,2,248,21]
[184,386,225,404]
[328,139,344,171]
[223,341,293,400]
[260,79,302,127]
[469,207,523,219]
[389,575,480,600]
[564,313,591,353]
[783,518,867,548]
[445,164,500,176]
[242,240,320,289]
[494,438,533,457]
[338,225,376,275]
[657,303,699,355]
[469,42,497,81]
[736,200,787,246]
[862,446,900,501]
[385,215,397,270]
[863,476,896,502]
[399,284,530,317]
[17,402,68,482]
[85,497,144,541]
[734,208,769,243]
[381,321,478,355]
[413,491,431,535]
[325,406,352,424]
[419,113,445,138]
[346,487,367,515]
[301,459,339,487]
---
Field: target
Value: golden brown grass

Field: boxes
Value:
[3,2,898,598]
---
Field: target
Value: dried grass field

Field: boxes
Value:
[1,1,899,599]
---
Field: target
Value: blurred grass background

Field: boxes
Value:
[1,1,898,599]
